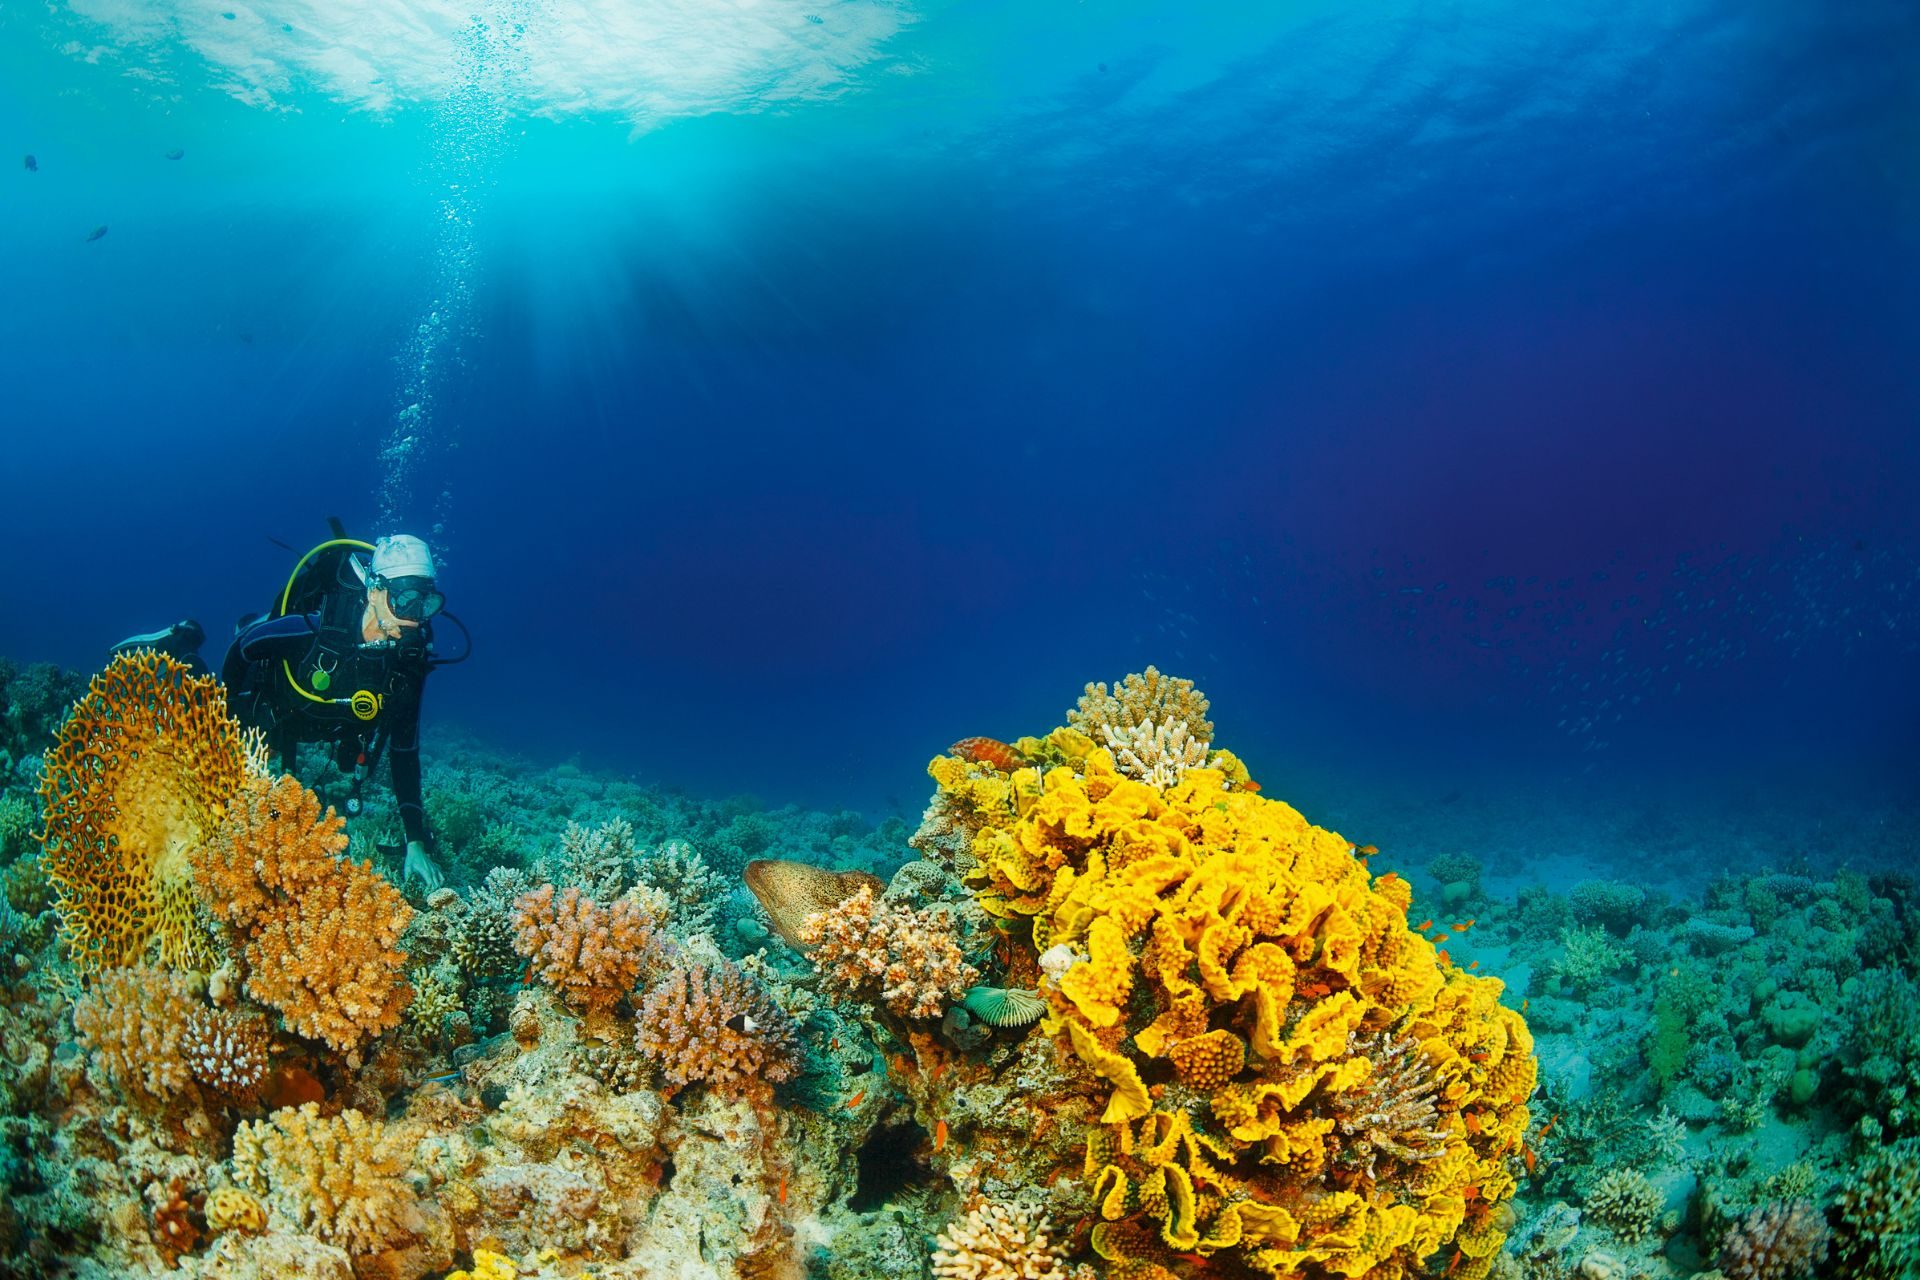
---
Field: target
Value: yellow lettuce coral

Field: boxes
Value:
[929,732,1535,1280]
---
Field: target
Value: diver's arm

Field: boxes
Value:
[231,612,320,663]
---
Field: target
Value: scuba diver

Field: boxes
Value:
[112,524,466,891]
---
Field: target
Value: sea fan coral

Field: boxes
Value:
[180,1006,271,1101]
[798,882,978,1019]
[37,650,246,971]
[634,961,799,1095]
[1717,1200,1829,1280]
[72,964,197,1105]
[190,774,413,1057]
[1586,1169,1665,1244]
[933,1202,1069,1280]
[1068,665,1213,743]
[510,882,665,1014]
[232,1102,424,1258]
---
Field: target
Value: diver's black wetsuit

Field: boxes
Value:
[220,604,432,847]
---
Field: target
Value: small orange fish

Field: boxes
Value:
[1433,932,1450,943]
[1522,1145,1537,1175]
[1416,918,1434,931]
[1378,872,1399,886]
[1467,960,1480,970]
[891,1054,915,1077]
[1463,1112,1482,1135]
[1446,1248,1465,1276]
[1241,781,1262,793]
[1461,1185,1480,1201]
[934,1119,948,1151]
[1521,998,1529,1012]
[844,1090,866,1109]
[1357,844,1379,856]
[931,1060,949,1082]
[1453,919,1476,931]
[1539,1112,1560,1136]
[1437,949,1452,965]
[778,1173,788,1204]
[949,736,1026,771]
[830,1037,840,1050]
[1468,1050,1490,1062]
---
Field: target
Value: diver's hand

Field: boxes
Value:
[404,840,444,893]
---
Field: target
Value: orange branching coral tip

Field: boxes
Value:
[73,965,198,1105]
[37,650,249,971]
[511,883,666,1014]
[191,775,413,1056]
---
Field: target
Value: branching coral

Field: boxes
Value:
[232,1102,424,1258]
[634,961,799,1095]
[1832,1136,1920,1278]
[1099,719,1212,789]
[37,650,246,971]
[933,1202,1069,1280]
[921,737,1536,1280]
[798,882,979,1019]
[1068,666,1213,744]
[510,882,666,1014]
[1717,1200,1829,1280]
[634,838,728,935]
[180,1006,271,1102]
[190,774,413,1057]
[542,817,639,900]
[1585,1169,1664,1245]
[72,964,197,1105]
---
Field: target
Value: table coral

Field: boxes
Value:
[37,650,249,971]
[798,882,979,1019]
[922,739,1536,1280]
[635,960,799,1096]
[511,882,666,1015]
[191,774,414,1058]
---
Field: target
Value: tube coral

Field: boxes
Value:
[190,774,413,1057]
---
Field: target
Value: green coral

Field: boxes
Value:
[1833,1137,1920,1277]
[1554,924,1631,993]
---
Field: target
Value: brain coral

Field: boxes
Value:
[190,774,413,1057]
[924,737,1536,1280]
[37,650,249,971]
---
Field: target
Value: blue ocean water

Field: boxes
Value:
[3,0,1918,877]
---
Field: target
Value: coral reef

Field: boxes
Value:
[1715,1199,1827,1280]
[798,881,979,1019]
[181,1007,272,1102]
[192,774,413,1057]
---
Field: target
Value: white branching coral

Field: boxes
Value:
[1068,665,1212,742]
[1328,1029,1451,1182]
[1099,717,1211,788]
[932,1202,1069,1280]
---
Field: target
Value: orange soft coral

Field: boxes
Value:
[510,883,666,1014]
[37,650,249,971]
[191,775,413,1057]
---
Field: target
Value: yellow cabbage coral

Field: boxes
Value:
[929,735,1535,1280]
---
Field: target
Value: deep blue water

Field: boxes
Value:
[4,0,1918,860]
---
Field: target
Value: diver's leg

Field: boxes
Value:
[109,619,209,674]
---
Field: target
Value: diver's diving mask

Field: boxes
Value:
[375,575,444,622]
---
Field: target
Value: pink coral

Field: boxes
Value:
[797,883,978,1019]
[510,883,665,1015]
[635,962,798,1095]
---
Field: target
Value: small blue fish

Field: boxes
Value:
[85,225,108,242]
[23,154,37,173]
[164,148,185,161]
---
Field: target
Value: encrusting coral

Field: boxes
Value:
[635,960,799,1096]
[932,1201,1071,1280]
[798,881,979,1019]
[510,882,667,1015]
[920,670,1537,1280]
[191,773,414,1057]
[37,650,249,971]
